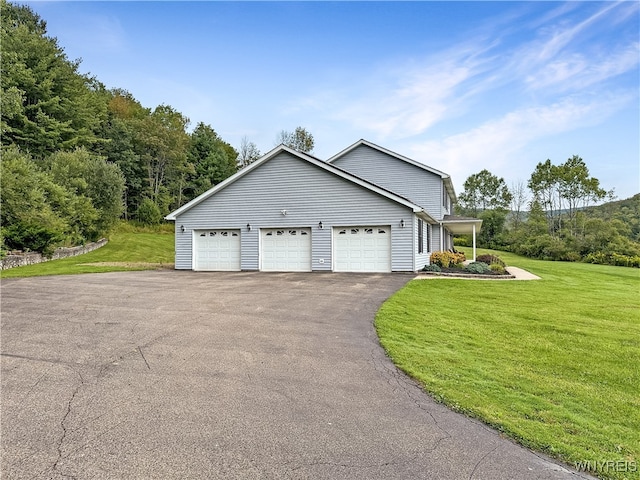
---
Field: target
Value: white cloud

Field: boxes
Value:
[527,42,639,92]
[336,63,473,138]
[406,92,635,188]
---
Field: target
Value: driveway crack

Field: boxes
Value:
[369,346,452,444]
[138,346,151,369]
[468,445,500,480]
[51,369,85,479]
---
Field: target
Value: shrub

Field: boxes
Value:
[584,252,640,268]
[464,261,491,274]
[454,235,472,247]
[430,251,466,268]
[136,198,162,225]
[430,251,451,268]
[489,263,506,274]
[451,251,466,264]
[2,221,63,257]
[476,254,505,267]
[422,264,442,272]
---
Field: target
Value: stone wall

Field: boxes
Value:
[1,238,108,270]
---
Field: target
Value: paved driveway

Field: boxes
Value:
[1,271,589,479]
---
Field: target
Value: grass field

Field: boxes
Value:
[0,222,175,278]
[376,249,639,480]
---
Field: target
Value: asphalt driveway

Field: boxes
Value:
[1,271,590,479]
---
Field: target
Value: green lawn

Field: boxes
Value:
[0,222,175,278]
[376,249,639,480]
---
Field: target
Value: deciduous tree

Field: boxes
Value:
[458,169,512,216]
[237,136,261,168]
[276,126,314,153]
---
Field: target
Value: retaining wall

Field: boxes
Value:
[1,238,108,270]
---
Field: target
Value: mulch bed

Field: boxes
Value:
[417,267,515,279]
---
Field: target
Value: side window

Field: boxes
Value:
[418,219,424,254]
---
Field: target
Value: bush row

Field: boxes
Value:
[583,252,640,268]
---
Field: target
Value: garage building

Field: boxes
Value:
[165,140,480,272]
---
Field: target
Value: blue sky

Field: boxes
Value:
[28,1,640,200]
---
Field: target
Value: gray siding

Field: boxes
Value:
[174,151,415,271]
[331,145,445,220]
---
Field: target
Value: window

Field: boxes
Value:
[426,224,431,252]
[418,219,424,254]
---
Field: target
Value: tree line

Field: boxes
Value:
[456,158,640,267]
[1,1,313,255]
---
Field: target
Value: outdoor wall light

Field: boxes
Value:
[318,221,323,229]
[180,225,185,233]
[247,223,252,231]
[281,209,287,216]
[400,219,405,228]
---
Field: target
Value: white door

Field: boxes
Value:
[193,230,241,271]
[261,228,311,272]
[333,226,391,272]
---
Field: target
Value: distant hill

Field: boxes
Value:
[503,193,640,241]
[583,194,640,241]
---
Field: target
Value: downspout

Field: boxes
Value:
[440,223,444,251]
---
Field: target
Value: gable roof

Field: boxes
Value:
[165,144,436,222]
[327,139,457,202]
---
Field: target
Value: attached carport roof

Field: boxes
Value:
[441,215,483,234]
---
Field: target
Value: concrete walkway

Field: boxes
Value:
[505,266,541,280]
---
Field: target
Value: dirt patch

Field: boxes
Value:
[79,262,174,270]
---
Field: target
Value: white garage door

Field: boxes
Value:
[261,228,311,272]
[334,226,391,272]
[194,230,241,271]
